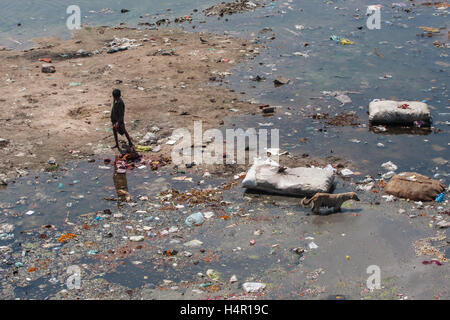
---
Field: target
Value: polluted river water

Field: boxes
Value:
[0,0,449,300]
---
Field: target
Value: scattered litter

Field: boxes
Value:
[184,239,203,247]
[436,220,450,229]
[41,64,55,73]
[435,193,444,203]
[203,211,215,219]
[340,169,354,177]
[382,171,396,179]
[129,235,144,242]
[134,145,152,152]
[381,161,398,172]
[382,195,396,202]
[422,260,443,266]
[308,242,319,250]
[206,269,220,281]
[242,282,266,293]
[273,76,290,86]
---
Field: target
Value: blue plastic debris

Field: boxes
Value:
[435,193,444,203]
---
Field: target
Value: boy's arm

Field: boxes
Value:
[118,100,125,123]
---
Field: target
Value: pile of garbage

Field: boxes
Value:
[311,112,360,127]
[203,0,261,17]
[151,49,178,56]
[105,37,143,54]
[159,187,224,206]
[109,149,170,174]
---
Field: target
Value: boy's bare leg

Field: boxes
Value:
[112,128,121,152]
[124,129,133,147]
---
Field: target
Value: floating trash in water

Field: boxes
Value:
[435,193,444,203]
[340,169,354,176]
[185,212,205,227]
[381,161,398,171]
[308,242,319,250]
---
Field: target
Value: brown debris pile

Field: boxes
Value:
[420,2,450,8]
[159,188,224,205]
[158,179,240,206]
[413,232,448,262]
[311,112,361,126]
[204,0,261,17]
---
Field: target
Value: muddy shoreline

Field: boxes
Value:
[0,25,265,182]
[0,154,448,300]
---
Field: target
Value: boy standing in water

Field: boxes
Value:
[111,89,133,153]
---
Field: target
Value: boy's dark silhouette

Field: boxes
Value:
[111,89,133,153]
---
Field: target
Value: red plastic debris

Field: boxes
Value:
[422,260,443,266]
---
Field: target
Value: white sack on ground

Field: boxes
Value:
[368,100,431,125]
[242,158,335,196]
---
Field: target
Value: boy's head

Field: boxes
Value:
[112,89,121,99]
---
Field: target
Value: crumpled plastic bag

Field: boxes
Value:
[185,212,205,227]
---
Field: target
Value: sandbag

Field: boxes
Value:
[369,100,431,125]
[384,172,446,201]
[242,158,335,196]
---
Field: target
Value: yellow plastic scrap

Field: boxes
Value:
[340,38,355,45]
[134,145,152,152]
[418,27,440,33]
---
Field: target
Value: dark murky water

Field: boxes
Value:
[203,0,449,178]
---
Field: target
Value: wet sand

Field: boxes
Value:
[0,26,260,181]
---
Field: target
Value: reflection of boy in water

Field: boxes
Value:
[113,156,131,204]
